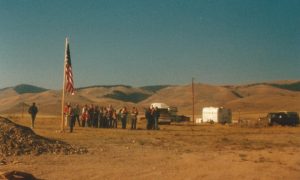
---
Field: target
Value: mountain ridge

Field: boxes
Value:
[3,80,300,94]
[1,80,300,116]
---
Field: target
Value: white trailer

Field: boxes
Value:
[201,107,232,124]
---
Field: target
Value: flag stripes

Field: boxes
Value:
[65,39,74,94]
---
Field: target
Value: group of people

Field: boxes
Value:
[145,106,160,130]
[27,102,161,133]
[64,103,140,132]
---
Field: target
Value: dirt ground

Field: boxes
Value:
[1,115,300,180]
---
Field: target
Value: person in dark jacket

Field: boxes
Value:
[153,107,160,130]
[28,102,38,128]
[88,104,95,127]
[68,104,76,133]
[121,107,128,129]
[72,104,81,127]
[145,107,152,130]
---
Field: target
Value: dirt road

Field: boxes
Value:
[1,116,300,180]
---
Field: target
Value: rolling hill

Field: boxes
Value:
[0,81,300,118]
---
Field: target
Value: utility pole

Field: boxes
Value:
[192,78,195,124]
[22,102,24,121]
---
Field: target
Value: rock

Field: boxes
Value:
[0,171,38,180]
[0,159,7,165]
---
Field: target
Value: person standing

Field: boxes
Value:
[131,107,139,130]
[98,106,104,128]
[106,105,114,128]
[69,105,76,133]
[150,106,155,129]
[112,109,118,128]
[121,107,128,129]
[103,108,108,128]
[28,102,38,128]
[73,104,81,127]
[145,107,152,130]
[94,106,100,128]
[88,104,95,127]
[64,103,71,127]
[153,107,160,130]
[117,109,122,128]
[81,104,89,127]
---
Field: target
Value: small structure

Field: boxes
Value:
[201,107,232,124]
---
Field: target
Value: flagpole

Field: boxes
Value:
[61,38,68,132]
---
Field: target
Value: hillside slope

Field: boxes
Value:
[1,81,300,116]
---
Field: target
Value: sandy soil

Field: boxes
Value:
[1,115,300,180]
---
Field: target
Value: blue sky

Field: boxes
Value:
[0,0,300,89]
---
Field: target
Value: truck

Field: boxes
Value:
[150,103,177,124]
[201,107,232,124]
[267,111,299,126]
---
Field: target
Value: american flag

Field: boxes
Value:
[65,38,74,95]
